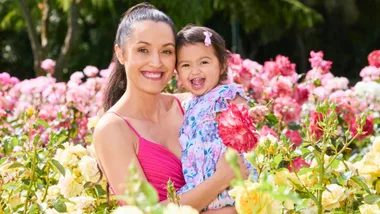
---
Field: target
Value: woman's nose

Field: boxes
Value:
[149,52,163,68]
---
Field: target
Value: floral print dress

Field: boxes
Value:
[178,84,255,210]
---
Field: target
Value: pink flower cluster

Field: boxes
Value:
[0,62,114,144]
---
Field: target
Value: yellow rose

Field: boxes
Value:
[229,181,281,214]
[87,116,99,130]
[359,204,380,214]
[26,107,35,117]
[359,150,380,177]
[274,169,290,186]
[372,136,380,153]
[163,203,199,214]
[322,184,347,211]
[111,206,144,214]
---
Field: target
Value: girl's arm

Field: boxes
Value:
[162,155,248,212]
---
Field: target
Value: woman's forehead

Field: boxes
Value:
[129,20,175,45]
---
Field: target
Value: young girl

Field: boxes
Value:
[176,25,264,210]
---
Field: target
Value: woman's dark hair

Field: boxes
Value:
[176,25,230,81]
[103,2,176,111]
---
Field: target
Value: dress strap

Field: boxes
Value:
[173,96,184,115]
[108,111,141,138]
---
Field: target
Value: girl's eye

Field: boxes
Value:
[138,48,148,53]
[181,64,190,68]
[201,61,209,65]
[162,50,173,54]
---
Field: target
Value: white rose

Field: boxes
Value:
[111,206,144,214]
[322,184,347,211]
[163,203,199,214]
[359,204,380,214]
[78,156,100,183]
[54,147,79,167]
[57,170,84,198]
[68,196,95,211]
[45,208,62,214]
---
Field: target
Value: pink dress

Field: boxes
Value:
[109,97,186,201]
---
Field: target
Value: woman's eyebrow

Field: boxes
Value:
[163,43,175,47]
[136,41,175,47]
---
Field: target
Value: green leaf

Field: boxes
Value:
[53,199,67,213]
[330,159,340,169]
[265,113,279,126]
[49,159,66,176]
[8,162,24,169]
[273,154,283,168]
[288,123,302,130]
[374,117,380,125]
[0,157,9,166]
[351,176,371,194]
[28,204,40,214]
[298,167,314,176]
[36,119,49,128]
[57,135,67,143]
[95,184,106,197]
[364,194,380,205]
[140,181,159,206]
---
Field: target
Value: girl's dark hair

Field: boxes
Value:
[176,25,230,81]
[103,2,175,111]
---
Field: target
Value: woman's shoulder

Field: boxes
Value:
[93,112,137,149]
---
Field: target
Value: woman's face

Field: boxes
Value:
[115,21,176,94]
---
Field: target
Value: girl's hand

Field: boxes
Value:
[248,105,269,124]
[215,154,249,189]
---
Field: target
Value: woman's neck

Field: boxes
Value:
[118,86,162,123]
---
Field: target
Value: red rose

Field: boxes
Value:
[287,156,310,172]
[350,116,374,139]
[368,50,380,68]
[293,84,310,105]
[285,130,302,147]
[216,103,260,153]
[310,111,323,140]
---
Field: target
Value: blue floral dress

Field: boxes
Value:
[178,84,255,210]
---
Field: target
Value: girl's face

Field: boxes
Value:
[115,21,176,95]
[176,43,224,96]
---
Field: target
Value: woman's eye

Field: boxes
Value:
[162,50,172,54]
[138,48,148,53]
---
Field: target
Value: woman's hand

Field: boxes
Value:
[215,154,249,189]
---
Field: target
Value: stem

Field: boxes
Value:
[41,164,50,202]
[23,137,38,213]
[316,154,324,214]
[289,160,318,203]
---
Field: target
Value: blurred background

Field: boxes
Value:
[1,0,379,82]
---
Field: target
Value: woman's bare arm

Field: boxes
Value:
[94,114,147,201]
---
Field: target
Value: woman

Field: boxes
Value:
[94,3,247,213]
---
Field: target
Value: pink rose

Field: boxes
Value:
[308,51,332,74]
[310,111,323,140]
[350,116,374,139]
[40,59,56,75]
[275,55,296,76]
[216,103,260,153]
[259,125,279,139]
[273,97,302,124]
[287,156,310,172]
[70,71,85,84]
[368,50,380,68]
[293,84,310,105]
[83,66,99,77]
[285,130,302,147]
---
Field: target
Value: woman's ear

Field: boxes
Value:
[114,45,125,65]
